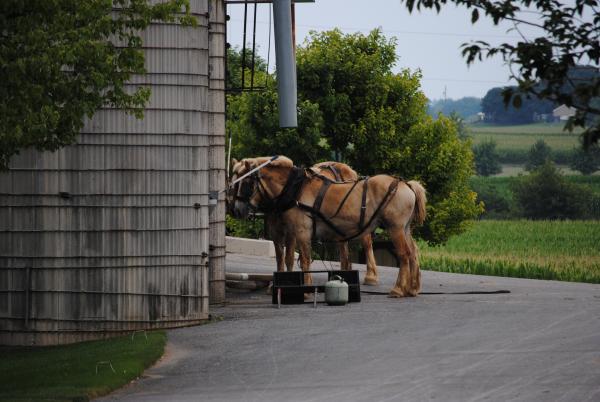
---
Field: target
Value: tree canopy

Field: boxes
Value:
[481,86,555,124]
[0,0,194,169]
[402,0,600,147]
[228,30,483,244]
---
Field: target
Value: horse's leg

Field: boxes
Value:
[295,229,314,301]
[338,242,351,270]
[274,240,285,272]
[267,214,285,272]
[388,227,417,297]
[285,234,296,272]
[361,233,379,286]
[408,235,421,293]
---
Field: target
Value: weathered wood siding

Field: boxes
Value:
[0,0,225,345]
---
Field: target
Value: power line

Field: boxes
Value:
[422,77,510,84]
[229,18,523,40]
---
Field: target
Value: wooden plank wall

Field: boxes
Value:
[0,0,225,345]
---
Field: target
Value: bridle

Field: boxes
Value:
[230,170,269,208]
[227,156,280,212]
[230,163,306,213]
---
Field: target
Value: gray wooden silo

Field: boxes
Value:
[0,0,226,345]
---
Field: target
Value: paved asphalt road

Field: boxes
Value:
[101,253,600,402]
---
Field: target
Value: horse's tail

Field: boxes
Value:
[407,180,427,225]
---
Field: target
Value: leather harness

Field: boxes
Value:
[249,166,401,242]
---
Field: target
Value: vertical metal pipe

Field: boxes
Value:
[273,0,297,127]
[241,0,248,90]
[250,2,258,89]
[291,2,296,55]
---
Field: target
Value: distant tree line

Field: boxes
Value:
[481,88,556,125]
[430,67,600,125]
[428,97,481,120]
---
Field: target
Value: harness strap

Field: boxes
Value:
[298,202,348,238]
[329,179,360,219]
[312,180,331,212]
[300,177,401,242]
[328,165,343,181]
[359,177,369,231]
[311,179,333,240]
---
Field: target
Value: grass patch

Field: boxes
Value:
[0,331,167,402]
[418,220,600,284]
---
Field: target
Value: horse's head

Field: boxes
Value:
[227,158,255,219]
[227,156,295,218]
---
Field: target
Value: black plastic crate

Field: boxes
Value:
[272,270,361,305]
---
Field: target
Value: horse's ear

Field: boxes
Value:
[231,158,238,168]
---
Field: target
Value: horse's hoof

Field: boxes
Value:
[388,287,406,298]
[363,276,379,286]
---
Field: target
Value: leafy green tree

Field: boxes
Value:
[228,88,328,166]
[448,112,470,140]
[296,29,428,162]
[512,162,593,219]
[393,116,483,243]
[473,140,502,176]
[226,46,269,91]
[525,139,552,172]
[570,145,600,175]
[0,0,194,170]
[402,0,600,147]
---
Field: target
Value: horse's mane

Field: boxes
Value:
[248,156,294,168]
[256,155,294,167]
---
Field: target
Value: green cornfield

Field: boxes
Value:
[469,123,582,152]
[418,220,600,284]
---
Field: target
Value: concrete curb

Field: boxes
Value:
[225,236,275,258]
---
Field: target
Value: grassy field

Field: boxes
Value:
[418,220,600,284]
[0,331,166,401]
[469,123,582,152]
[470,175,600,195]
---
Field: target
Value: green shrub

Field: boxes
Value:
[525,139,552,171]
[497,148,575,165]
[225,215,265,239]
[512,162,594,219]
[570,145,600,175]
[473,140,502,176]
[553,149,575,165]
[470,179,514,218]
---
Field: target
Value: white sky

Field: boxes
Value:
[225,0,545,101]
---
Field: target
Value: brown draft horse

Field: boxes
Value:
[230,156,427,297]
[230,159,380,285]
